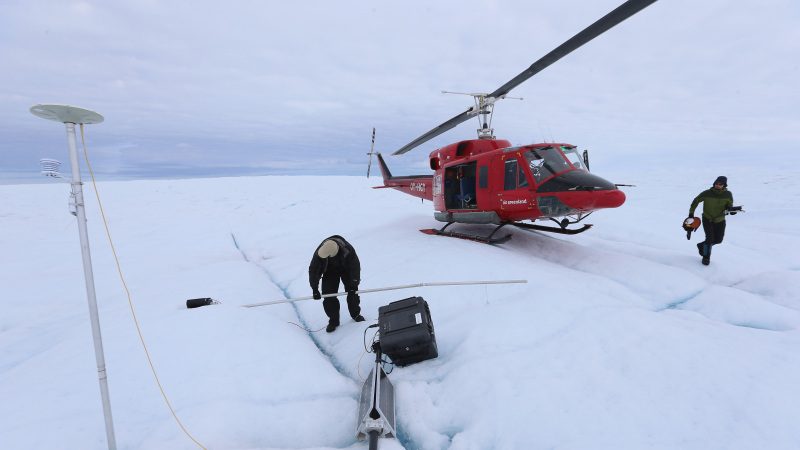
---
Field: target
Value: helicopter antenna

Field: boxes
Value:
[391,0,657,156]
[366,127,376,178]
[442,91,522,140]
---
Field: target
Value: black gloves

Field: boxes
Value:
[726,206,742,215]
[312,289,321,300]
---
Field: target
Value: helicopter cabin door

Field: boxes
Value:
[443,162,478,210]
[496,155,534,218]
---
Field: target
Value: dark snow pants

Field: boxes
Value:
[321,270,361,325]
[700,218,726,257]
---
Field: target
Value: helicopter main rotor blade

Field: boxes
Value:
[391,0,657,156]
[392,107,474,155]
[489,0,657,99]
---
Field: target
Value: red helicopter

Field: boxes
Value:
[370,0,656,244]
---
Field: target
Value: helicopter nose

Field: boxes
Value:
[537,170,625,210]
[594,189,626,209]
[557,188,626,211]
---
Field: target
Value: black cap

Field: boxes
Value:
[714,176,727,187]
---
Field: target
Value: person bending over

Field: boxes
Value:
[309,235,365,332]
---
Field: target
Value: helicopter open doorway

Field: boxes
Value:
[444,162,478,210]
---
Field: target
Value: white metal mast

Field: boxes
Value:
[30,104,117,450]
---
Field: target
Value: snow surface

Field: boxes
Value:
[1,159,799,449]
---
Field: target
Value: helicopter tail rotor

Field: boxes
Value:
[366,127,376,178]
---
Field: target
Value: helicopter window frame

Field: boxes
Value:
[517,163,529,188]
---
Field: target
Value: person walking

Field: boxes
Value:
[689,176,733,265]
[309,235,365,332]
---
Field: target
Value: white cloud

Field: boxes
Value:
[2,0,798,178]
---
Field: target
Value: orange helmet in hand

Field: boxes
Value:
[683,217,701,239]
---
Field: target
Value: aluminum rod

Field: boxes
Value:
[368,430,379,450]
[242,279,527,308]
[65,122,118,450]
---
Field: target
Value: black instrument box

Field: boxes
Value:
[378,296,438,366]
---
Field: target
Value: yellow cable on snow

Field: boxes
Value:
[80,124,207,450]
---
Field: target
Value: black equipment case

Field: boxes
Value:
[378,296,438,366]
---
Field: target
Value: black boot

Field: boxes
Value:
[700,241,711,265]
[326,321,339,333]
[696,242,704,256]
[353,315,365,322]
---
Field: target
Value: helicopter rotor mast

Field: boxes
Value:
[441,91,523,140]
[391,0,658,156]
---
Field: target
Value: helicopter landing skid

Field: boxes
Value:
[420,222,512,245]
[511,222,593,235]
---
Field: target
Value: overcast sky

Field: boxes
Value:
[1,0,798,180]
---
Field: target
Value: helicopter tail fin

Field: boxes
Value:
[376,152,393,180]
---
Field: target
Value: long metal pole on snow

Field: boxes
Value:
[242,279,528,308]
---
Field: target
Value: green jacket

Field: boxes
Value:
[689,187,733,223]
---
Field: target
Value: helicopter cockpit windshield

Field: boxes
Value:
[523,147,571,184]
[560,146,587,171]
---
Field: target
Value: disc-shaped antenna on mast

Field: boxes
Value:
[30,104,104,124]
[28,102,116,449]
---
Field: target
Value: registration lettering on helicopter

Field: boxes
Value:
[410,181,426,193]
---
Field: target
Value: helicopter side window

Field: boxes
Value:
[504,158,529,190]
[504,159,518,190]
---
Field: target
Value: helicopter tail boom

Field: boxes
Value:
[374,153,433,201]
